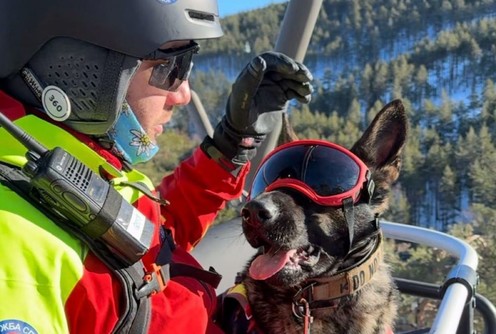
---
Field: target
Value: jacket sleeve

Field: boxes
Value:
[156,147,249,251]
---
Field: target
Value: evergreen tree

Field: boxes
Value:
[439,165,458,229]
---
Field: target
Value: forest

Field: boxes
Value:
[136,0,496,329]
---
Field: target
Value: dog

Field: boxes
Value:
[217,99,407,334]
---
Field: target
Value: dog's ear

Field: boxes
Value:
[351,99,408,212]
[277,112,299,146]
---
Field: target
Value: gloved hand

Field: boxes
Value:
[208,51,313,169]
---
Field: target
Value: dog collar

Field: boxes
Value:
[293,233,384,312]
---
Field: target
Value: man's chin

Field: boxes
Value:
[152,125,164,139]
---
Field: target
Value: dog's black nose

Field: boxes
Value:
[241,200,276,225]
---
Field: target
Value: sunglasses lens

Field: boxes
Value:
[149,60,175,89]
[250,144,362,203]
[148,45,196,91]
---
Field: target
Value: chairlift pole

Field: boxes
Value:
[244,0,323,190]
[186,90,214,139]
[274,0,323,62]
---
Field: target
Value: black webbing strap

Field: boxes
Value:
[136,227,222,299]
[156,228,222,289]
[159,228,222,288]
[0,163,150,334]
[342,197,355,253]
[171,263,223,288]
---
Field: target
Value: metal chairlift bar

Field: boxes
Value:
[274,0,323,62]
[381,222,478,267]
[476,294,496,334]
[395,278,496,334]
[381,221,479,334]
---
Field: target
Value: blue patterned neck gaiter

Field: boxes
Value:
[107,101,159,165]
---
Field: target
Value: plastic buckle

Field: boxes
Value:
[136,263,170,299]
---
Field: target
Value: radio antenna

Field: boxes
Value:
[0,112,48,155]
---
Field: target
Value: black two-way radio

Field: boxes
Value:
[0,112,154,265]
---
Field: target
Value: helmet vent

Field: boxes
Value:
[34,53,101,113]
[188,11,215,22]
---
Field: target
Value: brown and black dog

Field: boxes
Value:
[218,99,407,334]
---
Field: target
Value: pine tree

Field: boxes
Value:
[439,165,458,229]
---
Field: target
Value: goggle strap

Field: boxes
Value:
[373,214,380,230]
[366,171,375,204]
[358,170,375,205]
[342,197,355,253]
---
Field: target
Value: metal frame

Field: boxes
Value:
[394,278,496,334]
[381,221,485,334]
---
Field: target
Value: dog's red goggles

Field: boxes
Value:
[248,139,372,207]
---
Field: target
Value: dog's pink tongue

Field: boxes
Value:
[249,249,297,280]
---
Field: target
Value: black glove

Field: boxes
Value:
[206,51,313,169]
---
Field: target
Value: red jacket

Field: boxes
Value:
[0,90,248,333]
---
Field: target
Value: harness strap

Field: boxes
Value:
[136,226,222,299]
[155,230,222,288]
[171,263,222,288]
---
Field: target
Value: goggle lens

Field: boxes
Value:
[249,140,369,206]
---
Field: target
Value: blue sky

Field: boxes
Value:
[217,0,288,17]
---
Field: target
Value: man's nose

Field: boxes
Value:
[167,80,191,106]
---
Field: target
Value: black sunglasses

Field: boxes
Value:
[144,42,200,92]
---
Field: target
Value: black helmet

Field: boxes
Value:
[0,0,223,135]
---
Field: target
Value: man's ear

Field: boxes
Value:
[351,99,408,213]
